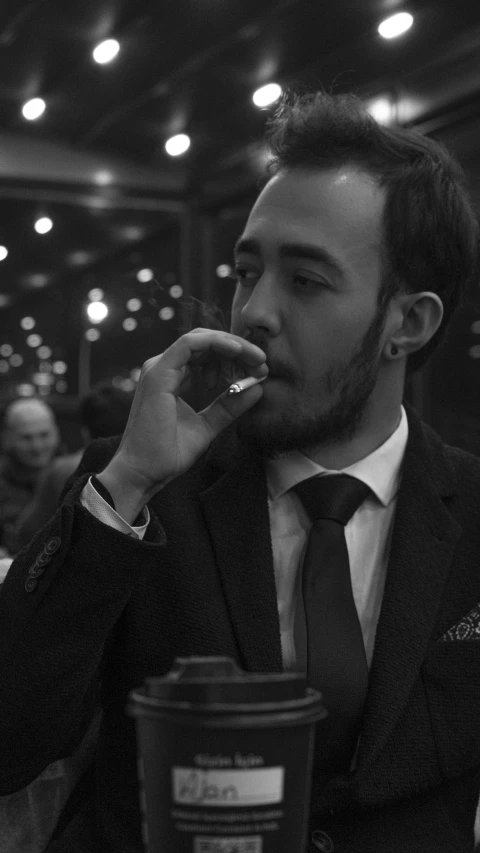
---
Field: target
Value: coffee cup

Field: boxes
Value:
[127,655,326,853]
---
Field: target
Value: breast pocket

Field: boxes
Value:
[421,640,480,778]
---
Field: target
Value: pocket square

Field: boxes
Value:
[441,603,480,641]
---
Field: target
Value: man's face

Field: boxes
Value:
[230,166,393,457]
[6,411,58,468]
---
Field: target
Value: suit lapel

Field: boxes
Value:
[199,434,283,673]
[356,413,462,770]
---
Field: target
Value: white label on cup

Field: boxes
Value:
[194,837,262,853]
[172,767,284,807]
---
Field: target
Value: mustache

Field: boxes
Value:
[244,333,298,383]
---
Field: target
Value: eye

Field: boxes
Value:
[292,274,327,292]
[233,265,259,286]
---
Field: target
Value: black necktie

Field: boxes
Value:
[293,474,371,776]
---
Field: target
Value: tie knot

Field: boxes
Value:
[293,474,370,526]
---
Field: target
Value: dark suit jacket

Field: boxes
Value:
[0,407,479,853]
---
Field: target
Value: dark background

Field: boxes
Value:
[0,0,479,452]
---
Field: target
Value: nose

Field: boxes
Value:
[30,436,47,454]
[238,274,281,338]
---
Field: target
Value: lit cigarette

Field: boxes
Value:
[227,375,266,394]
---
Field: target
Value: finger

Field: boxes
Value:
[200,352,269,389]
[199,382,264,440]
[159,330,266,374]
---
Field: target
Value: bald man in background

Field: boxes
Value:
[0,398,59,555]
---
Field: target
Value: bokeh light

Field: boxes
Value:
[87,301,108,323]
[26,334,42,347]
[252,83,282,108]
[378,12,413,39]
[159,306,175,321]
[22,98,46,120]
[123,318,137,331]
[93,39,120,64]
[34,217,53,234]
[136,268,154,283]
[165,134,191,156]
[20,316,35,330]
[85,328,100,342]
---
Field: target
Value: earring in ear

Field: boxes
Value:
[390,344,399,356]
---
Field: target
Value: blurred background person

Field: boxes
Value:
[14,381,135,551]
[0,398,59,555]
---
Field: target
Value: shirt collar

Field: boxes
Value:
[266,405,408,508]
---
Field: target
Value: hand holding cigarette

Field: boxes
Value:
[96,329,267,522]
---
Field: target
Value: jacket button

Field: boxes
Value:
[311,830,334,852]
[45,536,61,555]
[25,577,38,592]
[35,552,51,567]
[28,562,46,578]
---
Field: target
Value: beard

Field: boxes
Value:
[234,302,388,459]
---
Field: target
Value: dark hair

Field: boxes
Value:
[79,382,134,439]
[265,91,480,372]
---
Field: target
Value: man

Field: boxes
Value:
[0,92,479,853]
[0,397,59,554]
[14,382,134,550]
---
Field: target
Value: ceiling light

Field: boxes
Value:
[88,288,104,302]
[10,354,24,366]
[52,361,67,374]
[0,294,10,307]
[87,301,108,323]
[136,268,154,283]
[34,217,53,234]
[378,12,413,39]
[37,346,52,359]
[22,98,46,120]
[0,344,13,357]
[55,380,68,393]
[93,39,120,64]
[252,83,282,108]
[0,246,8,261]
[0,360,9,373]
[126,298,142,311]
[216,264,232,278]
[20,316,35,330]
[165,134,191,156]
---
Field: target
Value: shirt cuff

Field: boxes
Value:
[80,476,150,540]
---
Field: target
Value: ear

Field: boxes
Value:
[383,291,444,361]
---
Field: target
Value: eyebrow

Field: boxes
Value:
[234,237,345,276]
